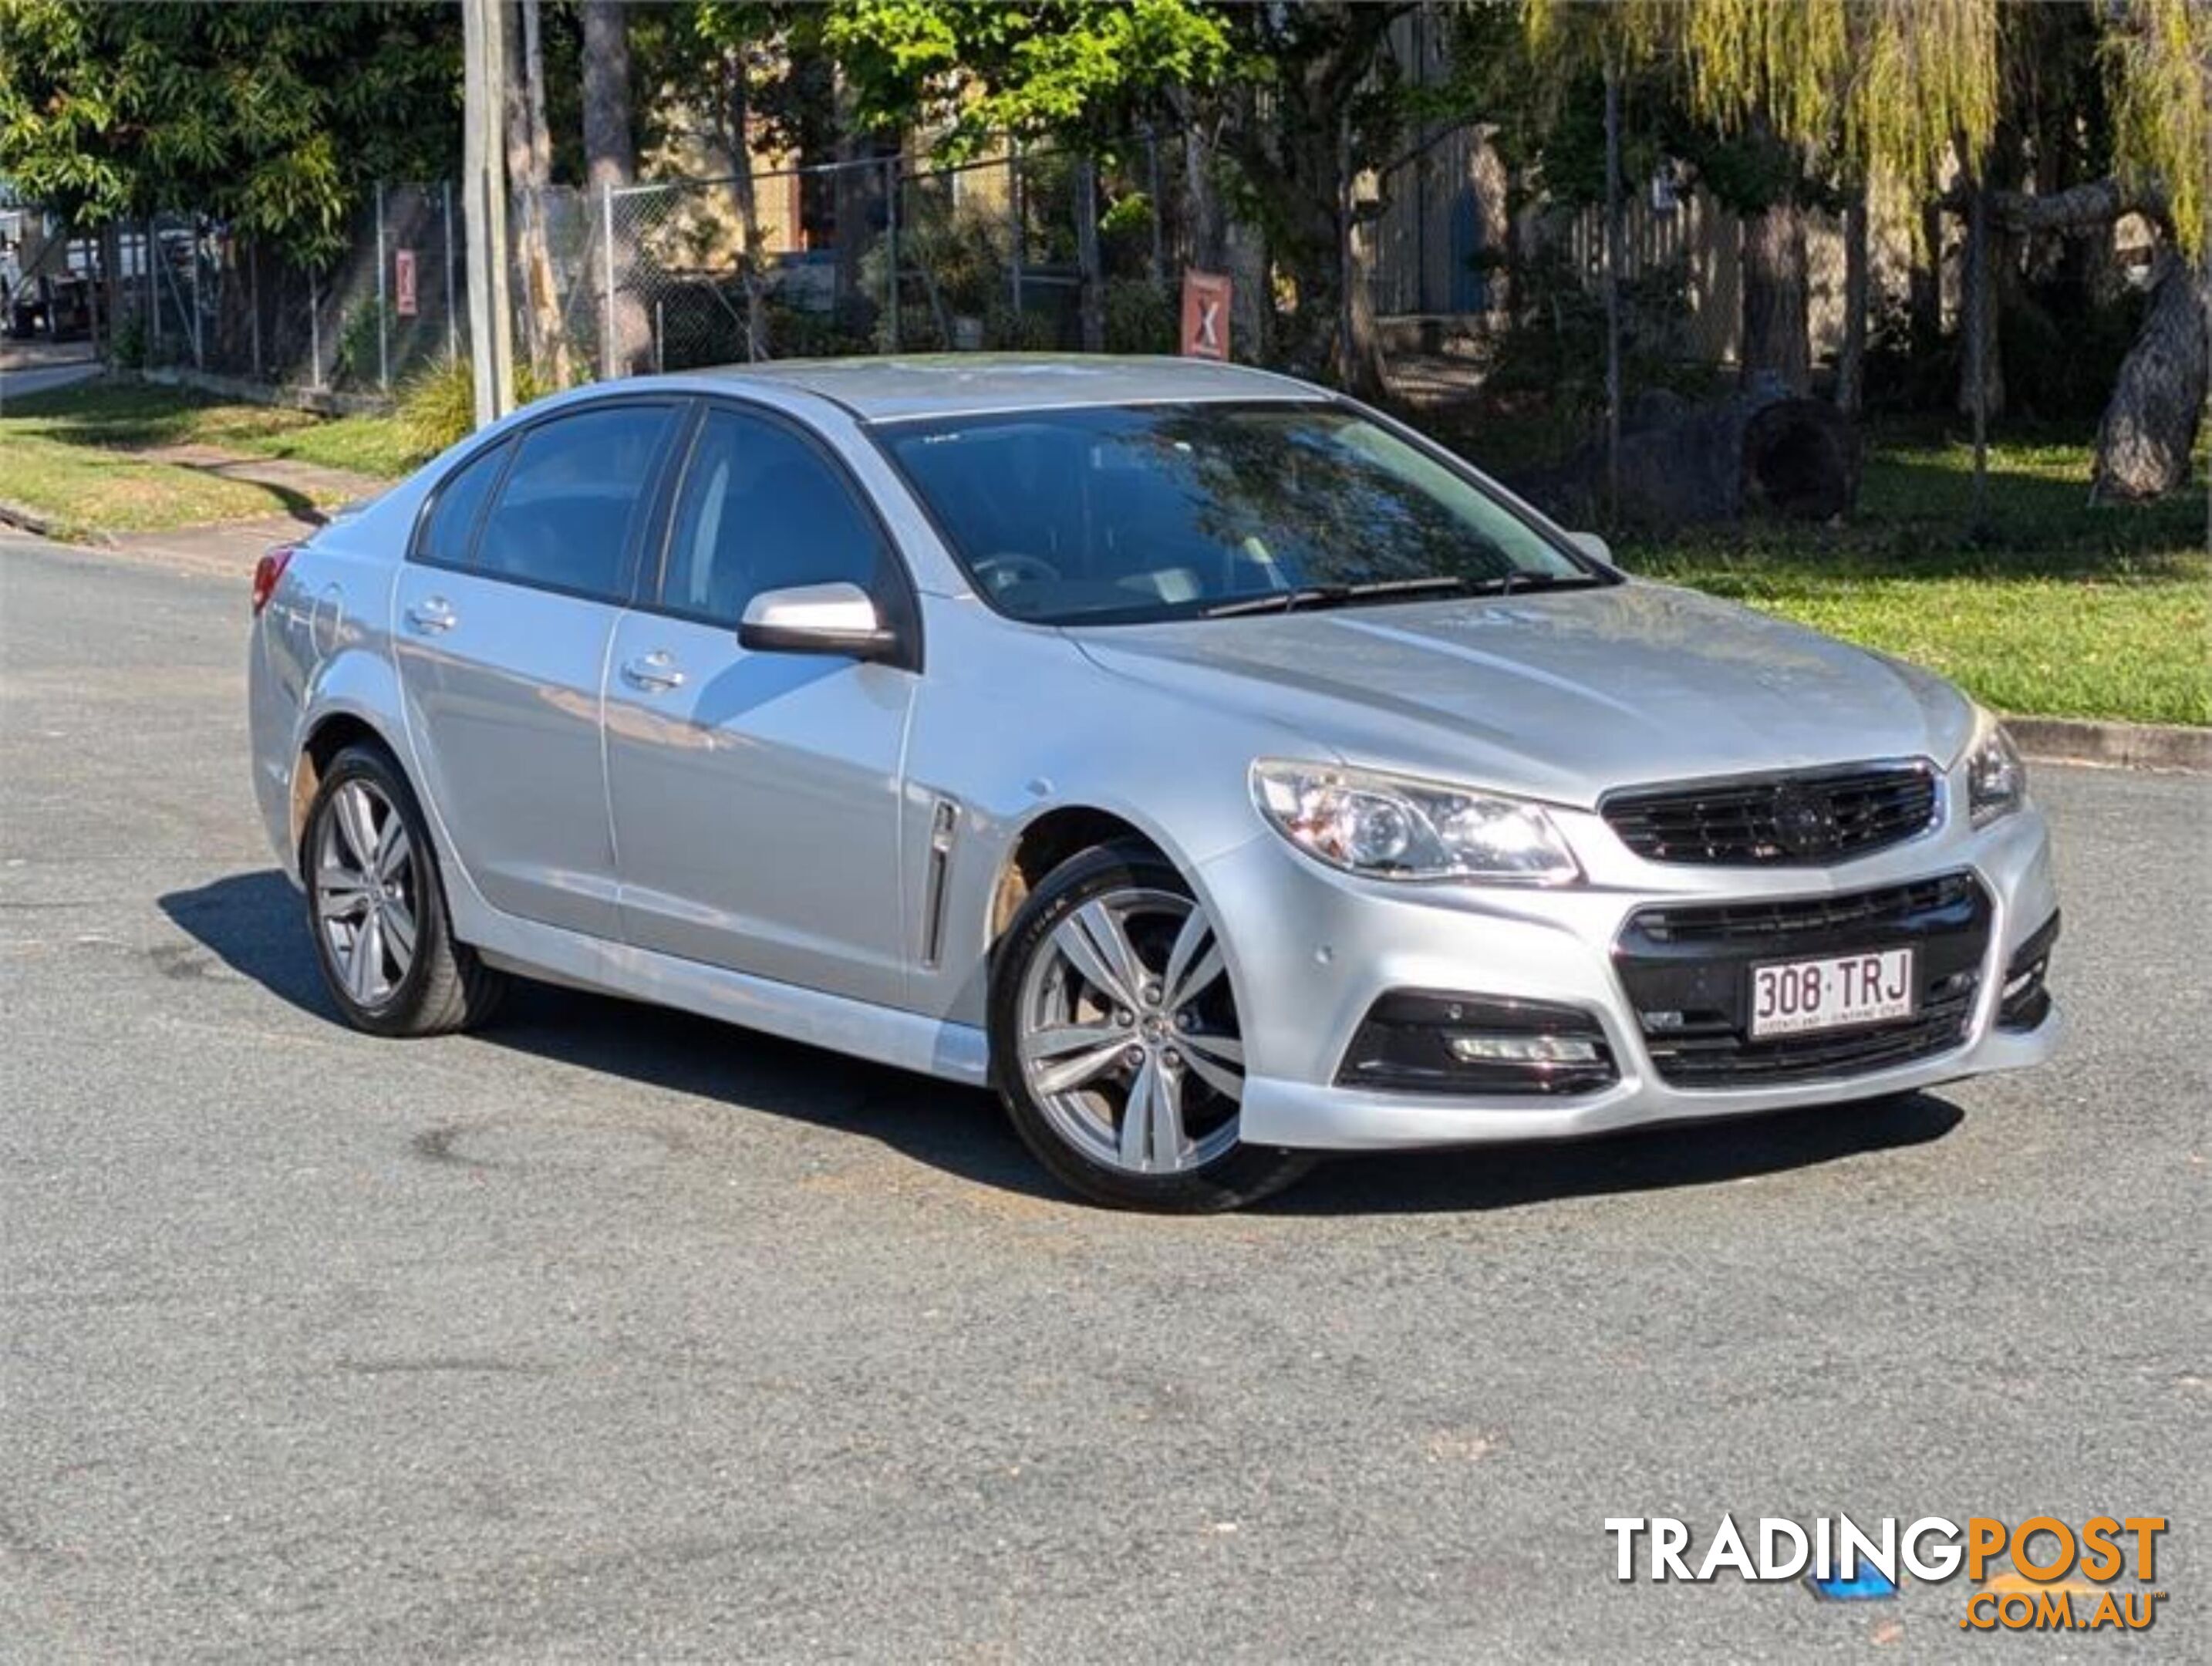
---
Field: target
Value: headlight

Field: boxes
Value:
[1250,760,1582,884]
[1963,708,2026,826]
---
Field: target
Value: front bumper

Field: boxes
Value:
[1195,794,2062,1152]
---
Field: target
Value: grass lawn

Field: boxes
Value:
[0,379,417,540]
[1612,428,2209,727]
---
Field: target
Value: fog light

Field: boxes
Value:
[1446,1033,1603,1066]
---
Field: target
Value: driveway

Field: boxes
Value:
[2,530,2204,1661]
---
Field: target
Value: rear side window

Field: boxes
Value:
[415,440,509,567]
[474,403,677,602]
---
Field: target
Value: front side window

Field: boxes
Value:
[474,403,676,602]
[659,407,890,628]
[877,402,1608,626]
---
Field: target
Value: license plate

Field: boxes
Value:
[1749,947,1916,1038]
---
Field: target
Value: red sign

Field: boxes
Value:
[1180,269,1230,361]
[393,248,418,319]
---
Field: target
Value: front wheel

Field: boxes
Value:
[989,841,1313,1212]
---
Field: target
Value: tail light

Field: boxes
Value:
[251,545,298,615]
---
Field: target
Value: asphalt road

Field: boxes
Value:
[0,342,100,405]
[2,531,2206,1662]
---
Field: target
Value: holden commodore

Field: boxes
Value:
[248,356,2060,1210]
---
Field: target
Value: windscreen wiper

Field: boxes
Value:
[1199,575,1475,619]
[1473,571,1611,596]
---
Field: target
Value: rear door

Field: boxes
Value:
[603,401,918,1007]
[392,399,680,938]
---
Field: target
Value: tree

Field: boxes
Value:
[691,5,831,359]
[825,0,1234,359]
[581,0,650,374]
[0,1,460,263]
[505,0,570,383]
[1529,0,2207,504]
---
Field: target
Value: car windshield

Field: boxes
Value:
[875,402,1610,626]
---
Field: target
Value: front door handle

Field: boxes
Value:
[405,597,457,634]
[620,650,686,693]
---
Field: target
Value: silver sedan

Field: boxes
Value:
[248,356,2060,1210]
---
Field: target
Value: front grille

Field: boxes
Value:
[1603,762,1939,866]
[1615,872,1992,1088]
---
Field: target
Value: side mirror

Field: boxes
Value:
[1566,530,1613,566]
[738,581,900,663]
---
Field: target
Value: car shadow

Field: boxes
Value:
[1260,1093,1964,1216]
[160,868,1967,1217]
[157,868,1052,1199]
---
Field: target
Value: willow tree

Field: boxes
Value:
[1529,0,2207,504]
[1529,0,2001,398]
[2081,0,2209,501]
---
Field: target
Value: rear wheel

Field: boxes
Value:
[989,841,1313,1212]
[302,744,505,1037]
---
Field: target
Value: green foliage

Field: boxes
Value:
[985,300,1060,352]
[824,0,1230,153]
[1479,242,1715,429]
[1102,276,1175,355]
[332,298,388,390]
[2102,0,2211,255]
[0,1,460,261]
[109,311,148,372]
[396,355,552,461]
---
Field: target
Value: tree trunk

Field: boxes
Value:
[1073,153,1104,353]
[1740,199,1810,394]
[505,0,568,385]
[1216,0,1391,395]
[831,69,877,324]
[2092,249,2210,502]
[1836,187,1869,414]
[1174,92,1224,273]
[581,0,649,376]
[1909,200,1943,352]
[1956,179,2005,420]
[1334,109,1387,402]
[1340,205,1386,399]
[723,51,768,362]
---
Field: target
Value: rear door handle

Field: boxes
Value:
[620,650,686,693]
[405,597,457,634]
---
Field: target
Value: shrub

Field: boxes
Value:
[1104,277,1175,355]
[333,298,388,389]
[396,355,551,460]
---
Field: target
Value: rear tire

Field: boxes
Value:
[989,841,1313,1212]
[301,744,505,1037]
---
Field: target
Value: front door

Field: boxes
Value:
[604,403,915,1008]
[391,400,678,938]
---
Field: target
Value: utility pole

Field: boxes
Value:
[461,0,516,427]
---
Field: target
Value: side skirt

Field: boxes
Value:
[473,918,990,1087]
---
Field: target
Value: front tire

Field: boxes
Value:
[989,841,1313,1212]
[301,744,505,1037]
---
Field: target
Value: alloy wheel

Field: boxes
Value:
[1015,885,1244,1175]
[314,779,418,1008]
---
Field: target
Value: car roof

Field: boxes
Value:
[662,353,1329,423]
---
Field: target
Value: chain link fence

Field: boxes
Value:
[15,120,1875,452]
[599,134,1195,376]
